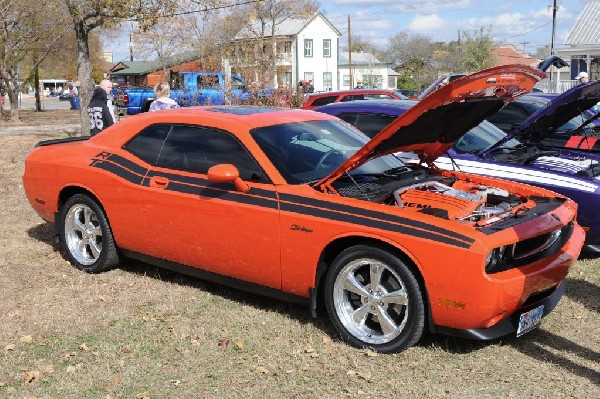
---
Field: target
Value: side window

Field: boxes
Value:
[124,124,172,165]
[197,75,220,90]
[157,125,267,182]
[170,72,184,90]
[486,104,528,132]
[338,112,396,138]
[310,96,337,106]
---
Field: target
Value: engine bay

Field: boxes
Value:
[335,166,526,224]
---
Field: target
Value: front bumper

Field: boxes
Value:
[435,281,565,340]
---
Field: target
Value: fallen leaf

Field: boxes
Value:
[4,344,15,351]
[42,364,55,374]
[357,371,372,381]
[217,337,230,347]
[79,343,89,351]
[322,335,332,344]
[23,370,40,383]
[234,341,244,351]
[20,335,33,343]
[255,366,269,374]
[66,365,76,373]
[346,370,356,376]
[135,392,150,399]
[310,352,319,358]
[364,350,378,357]
[169,379,181,386]
[285,369,294,374]
[305,348,315,353]
[98,295,107,302]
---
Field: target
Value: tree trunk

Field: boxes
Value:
[34,65,42,112]
[73,21,94,135]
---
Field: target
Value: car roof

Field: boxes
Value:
[314,99,416,116]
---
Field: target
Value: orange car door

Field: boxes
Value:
[136,124,282,289]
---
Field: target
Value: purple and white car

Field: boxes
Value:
[486,81,600,151]
[314,93,600,251]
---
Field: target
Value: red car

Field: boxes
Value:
[301,89,406,110]
[23,65,583,353]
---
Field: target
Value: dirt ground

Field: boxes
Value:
[0,130,598,399]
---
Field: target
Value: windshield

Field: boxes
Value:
[454,121,522,153]
[520,96,592,134]
[251,119,405,184]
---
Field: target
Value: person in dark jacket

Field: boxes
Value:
[87,86,114,136]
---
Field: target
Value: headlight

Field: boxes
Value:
[485,245,508,273]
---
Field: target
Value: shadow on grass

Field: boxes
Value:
[565,278,600,313]
[27,221,334,336]
[509,329,600,385]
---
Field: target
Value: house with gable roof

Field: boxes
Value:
[554,1,600,91]
[338,51,399,90]
[109,53,203,87]
[232,12,341,91]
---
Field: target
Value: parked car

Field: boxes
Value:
[315,94,600,251]
[115,71,251,115]
[58,92,71,101]
[486,81,600,151]
[395,89,420,99]
[301,89,406,110]
[23,65,583,353]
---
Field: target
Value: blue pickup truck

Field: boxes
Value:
[116,71,251,115]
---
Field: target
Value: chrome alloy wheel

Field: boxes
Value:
[64,204,103,266]
[333,258,409,345]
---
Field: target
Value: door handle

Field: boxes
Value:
[149,176,169,189]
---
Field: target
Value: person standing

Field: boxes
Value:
[87,84,114,136]
[149,82,179,111]
[99,79,116,122]
[577,71,589,85]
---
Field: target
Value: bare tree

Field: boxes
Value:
[63,0,172,133]
[383,32,440,90]
[0,0,69,121]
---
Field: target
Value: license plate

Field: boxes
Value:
[516,305,544,337]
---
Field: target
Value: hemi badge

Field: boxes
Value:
[34,198,45,205]
[551,214,561,222]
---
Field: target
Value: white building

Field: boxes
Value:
[553,1,600,92]
[232,13,341,91]
[338,52,399,90]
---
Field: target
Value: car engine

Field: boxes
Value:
[393,181,520,222]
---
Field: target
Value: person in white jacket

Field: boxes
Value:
[149,83,180,111]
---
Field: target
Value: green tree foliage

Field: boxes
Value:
[458,26,496,72]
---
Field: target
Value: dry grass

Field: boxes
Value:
[0,110,81,127]
[0,132,598,399]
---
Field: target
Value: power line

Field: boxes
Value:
[126,0,264,21]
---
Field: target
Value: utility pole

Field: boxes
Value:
[348,15,353,88]
[520,41,529,53]
[129,33,134,62]
[550,0,557,55]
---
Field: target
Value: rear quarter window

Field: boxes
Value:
[123,124,172,165]
[310,96,338,106]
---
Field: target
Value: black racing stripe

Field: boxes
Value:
[104,153,149,176]
[279,193,474,244]
[165,181,279,210]
[145,170,278,200]
[91,160,144,185]
[281,202,472,249]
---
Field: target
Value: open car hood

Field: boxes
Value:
[507,80,600,142]
[315,65,545,191]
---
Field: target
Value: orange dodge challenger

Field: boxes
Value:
[23,65,584,353]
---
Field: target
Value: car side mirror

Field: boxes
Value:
[207,164,250,193]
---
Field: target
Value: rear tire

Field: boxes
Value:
[59,194,121,273]
[324,245,425,353]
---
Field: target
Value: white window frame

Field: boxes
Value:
[304,39,313,57]
[323,39,331,58]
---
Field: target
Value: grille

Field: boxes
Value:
[512,229,562,260]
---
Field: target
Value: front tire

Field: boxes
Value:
[59,194,121,273]
[324,245,425,353]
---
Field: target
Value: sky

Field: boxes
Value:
[107,0,589,63]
